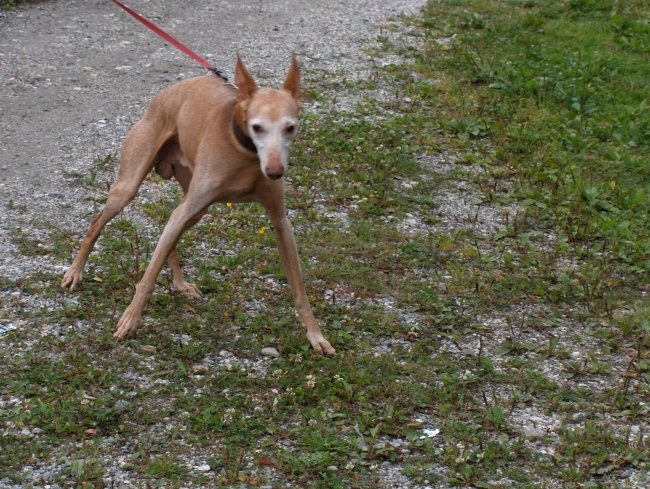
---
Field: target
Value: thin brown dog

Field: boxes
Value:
[61,57,335,355]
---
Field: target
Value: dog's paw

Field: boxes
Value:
[317,339,337,356]
[61,268,83,291]
[114,307,142,341]
[307,332,336,356]
[174,280,203,299]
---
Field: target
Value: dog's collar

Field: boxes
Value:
[232,119,257,154]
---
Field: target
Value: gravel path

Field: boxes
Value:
[0,0,423,278]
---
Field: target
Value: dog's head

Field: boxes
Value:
[234,56,302,180]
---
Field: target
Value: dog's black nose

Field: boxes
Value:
[267,171,284,180]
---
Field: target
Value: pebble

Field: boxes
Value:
[114,400,132,411]
[522,426,545,439]
[192,364,209,374]
[261,347,279,358]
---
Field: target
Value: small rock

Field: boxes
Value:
[140,345,156,354]
[261,347,279,358]
[114,400,132,411]
[192,364,209,375]
[196,464,211,473]
[522,425,544,439]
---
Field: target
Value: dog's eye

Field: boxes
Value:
[252,124,264,134]
[285,124,296,135]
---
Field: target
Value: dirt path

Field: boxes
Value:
[0,0,422,273]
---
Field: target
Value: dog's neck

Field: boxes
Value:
[232,117,257,154]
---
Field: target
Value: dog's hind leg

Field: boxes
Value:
[157,158,205,299]
[166,209,205,299]
[114,188,216,340]
[62,119,171,291]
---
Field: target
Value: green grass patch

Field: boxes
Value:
[412,0,650,274]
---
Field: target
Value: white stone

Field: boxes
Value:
[261,347,279,358]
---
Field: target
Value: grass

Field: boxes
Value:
[1,0,43,9]
[1,0,648,487]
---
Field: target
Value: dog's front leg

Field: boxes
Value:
[268,211,336,355]
[114,193,212,340]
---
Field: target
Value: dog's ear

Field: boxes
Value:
[282,54,302,104]
[235,55,257,101]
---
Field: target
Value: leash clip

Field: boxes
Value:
[206,66,229,82]
[206,66,237,89]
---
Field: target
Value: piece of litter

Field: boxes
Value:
[0,323,17,335]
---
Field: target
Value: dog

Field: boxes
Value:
[61,56,335,355]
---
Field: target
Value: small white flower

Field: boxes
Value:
[222,408,235,425]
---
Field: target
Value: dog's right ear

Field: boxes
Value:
[235,56,257,101]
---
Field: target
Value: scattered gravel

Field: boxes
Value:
[1,1,647,488]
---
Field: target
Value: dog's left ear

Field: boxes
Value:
[283,55,302,104]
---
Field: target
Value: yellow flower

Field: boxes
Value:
[259,226,267,235]
[226,202,232,208]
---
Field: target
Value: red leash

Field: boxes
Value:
[111,0,228,81]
